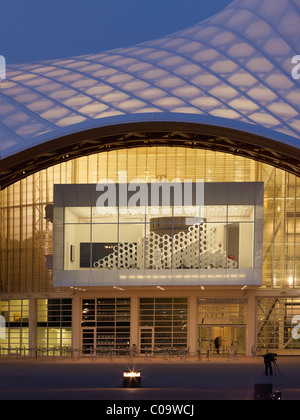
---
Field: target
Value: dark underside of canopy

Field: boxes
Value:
[1,121,300,190]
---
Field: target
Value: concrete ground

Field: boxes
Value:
[0,355,299,401]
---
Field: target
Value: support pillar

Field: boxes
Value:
[29,298,37,357]
[130,296,139,349]
[246,292,257,356]
[188,295,198,353]
[72,294,80,351]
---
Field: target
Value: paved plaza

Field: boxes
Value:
[0,355,299,400]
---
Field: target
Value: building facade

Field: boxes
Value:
[1,0,300,356]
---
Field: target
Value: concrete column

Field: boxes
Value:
[188,295,198,353]
[130,296,139,348]
[246,292,257,356]
[72,294,81,351]
[29,298,37,357]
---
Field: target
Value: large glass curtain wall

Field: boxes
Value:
[63,204,254,271]
[1,147,300,291]
[37,299,72,354]
[257,297,300,355]
[198,298,247,355]
[139,297,188,350]
[0,299,29,353]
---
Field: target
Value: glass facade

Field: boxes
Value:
[198,298,247,355]
[0,299,29,354]
[198,298,247,325]
[81,298,130,354]
[1,146,300,356]
[37,299,72,354]
[139,297,188,350]
[62,204,254,271]
[258,297,300,354]
[1,147,299,292]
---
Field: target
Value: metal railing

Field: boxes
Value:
[0,345,202,361]
[0,344,242,361]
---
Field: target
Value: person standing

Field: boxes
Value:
[214,336,221,354]
[263,352,273,376]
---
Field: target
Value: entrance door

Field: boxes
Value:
[140,327,154,354]
[198,326,246,355]
[82,328,95,355]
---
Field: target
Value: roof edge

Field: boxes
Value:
[1,113,300,190]
[2,112,300,160]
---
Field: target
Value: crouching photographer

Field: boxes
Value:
[263,351,278,376]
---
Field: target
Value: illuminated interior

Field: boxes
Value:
[62,204,254,271]
[0,300,29,354]
[139,297,188,350]
[1,146,299,291]
[1,0,300,356]
[37,299,72,353]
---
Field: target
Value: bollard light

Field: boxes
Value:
[123,370,141,388]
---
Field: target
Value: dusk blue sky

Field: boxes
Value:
[1,0,232,65]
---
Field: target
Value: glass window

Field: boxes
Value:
[228,205,254,222]
[139,297,188,349]
[82,299,96,323]
[92,224,118,269]
[92,206,118,224]
[61,202,255,271]
[0,300,29,353]
[257,297,300,354]
[37,299,72,353]
[119,207,146,223]
[204,206,227,222]
[65,207,91,223]
[81,298,131,352]
[2,147,300,292]
[64,223,91,269]
[198,298,247,325]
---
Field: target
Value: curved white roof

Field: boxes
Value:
[1,0,300,159]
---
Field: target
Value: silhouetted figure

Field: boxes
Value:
[214,336,221,354]
[263,352,275,376]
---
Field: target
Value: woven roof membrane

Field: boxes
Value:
[1,0,300,158]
